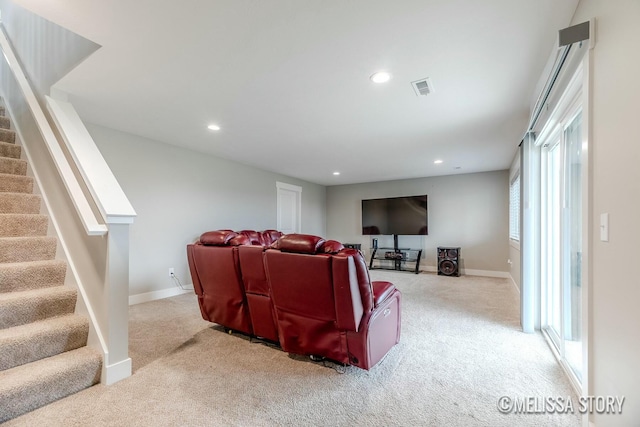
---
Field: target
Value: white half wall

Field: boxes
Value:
[86,123,326,298]
[326,170,509,273]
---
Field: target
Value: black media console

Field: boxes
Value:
[368,235,422,274]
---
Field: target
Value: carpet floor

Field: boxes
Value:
[3,271,581,426]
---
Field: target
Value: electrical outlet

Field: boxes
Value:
[169,268,175,277]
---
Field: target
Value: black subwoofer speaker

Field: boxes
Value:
[437,247,461,277]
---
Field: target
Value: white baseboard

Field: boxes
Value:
[129,286,192,305]
[420,265,510,279]
[462,268,510,278]
[103,356,131,385]
[508,274,521,294]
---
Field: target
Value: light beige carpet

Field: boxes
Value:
[3,272,581,426]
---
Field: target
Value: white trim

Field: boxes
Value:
[276,181,302,192]
[129,287,192,305]
[103,356,132,386]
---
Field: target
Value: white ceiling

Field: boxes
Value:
[14,0,578,186]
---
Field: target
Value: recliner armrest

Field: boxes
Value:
[372,281,395,307]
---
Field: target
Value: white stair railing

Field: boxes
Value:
[0,26,136,385]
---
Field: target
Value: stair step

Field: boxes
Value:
[0,213,48,237]
[0,346,101,423]
[0,141,20,159]
[0,287,77,329]
[0,236,57,263]
[0,193,41,214]
[0,173,33,194]
[0,259,66,293]
[0,157,27,176]
[0,314,89,371]
[0,128,15,144]
[0,116,9,130]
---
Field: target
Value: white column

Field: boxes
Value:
[103,223,132,385]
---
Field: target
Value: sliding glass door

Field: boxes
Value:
[542,138,561,343]
[562,112,583,380]
[540,109,583,384]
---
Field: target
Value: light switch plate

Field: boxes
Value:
[600,213,609,242]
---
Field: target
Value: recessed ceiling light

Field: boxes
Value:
[370,71,391,84]
[434,160,443,164]
[207,124,221,131]
[333,171,341,176]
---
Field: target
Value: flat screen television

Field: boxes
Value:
[361,195,428,236]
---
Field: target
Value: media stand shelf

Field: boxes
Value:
[369,247,422,274]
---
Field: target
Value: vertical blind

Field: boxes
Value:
[509,174,520,241]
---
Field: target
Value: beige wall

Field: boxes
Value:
[326,170,509,274]
[570,1,640,425]
[87,123,326,297]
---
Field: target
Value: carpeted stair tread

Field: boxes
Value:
[0,314,89,371]
[0,259,67,293]
[0,103,101,422]
[0,140,20,159]
[0,346,101,423]
[0,236,56,263]
[0,213,48,237]
[0,173,33,193]
[0,193,41,214]
[0,128,15,144]
[0,287,77,329]
[0,157,27,176]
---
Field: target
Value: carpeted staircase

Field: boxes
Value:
[0,105,102,423]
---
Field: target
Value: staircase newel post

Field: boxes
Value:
[104,222,132,385]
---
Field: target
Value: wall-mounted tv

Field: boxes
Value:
[361,195,428,236]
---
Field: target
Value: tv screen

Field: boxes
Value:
[361,195,428,235]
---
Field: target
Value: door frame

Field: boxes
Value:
[276,181,301,234]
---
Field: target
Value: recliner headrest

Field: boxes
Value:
[200,230,238,246]
[262,230,283,246]
[320,240,345,254]
[275,234,326,254]
[238,230,263,245]
[229,234,251,246]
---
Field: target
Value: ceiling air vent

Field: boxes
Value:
[411,78,434,97]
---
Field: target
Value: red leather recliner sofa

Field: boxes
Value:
[187,229,282,340]
[187,230,401,369]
